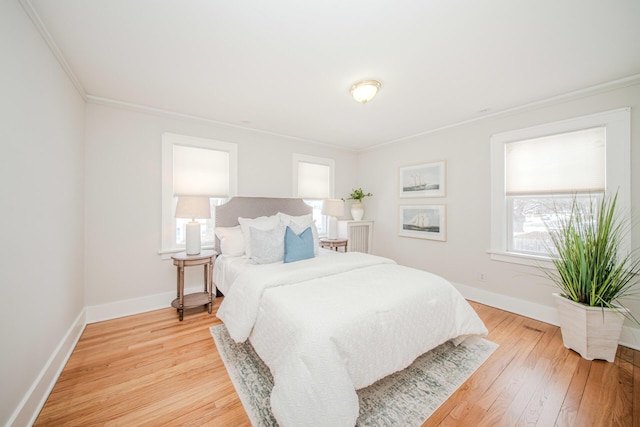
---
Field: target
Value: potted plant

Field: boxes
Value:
[544,191,640,362]
[346,188,372,220]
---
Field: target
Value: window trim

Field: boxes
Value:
[489,108,631,266]
[160,133,238,257]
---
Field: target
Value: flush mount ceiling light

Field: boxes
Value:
[350,79,381,104]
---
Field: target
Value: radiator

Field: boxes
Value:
[338,220,373,254]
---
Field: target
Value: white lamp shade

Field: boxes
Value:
[321,199,344,217]
[175,196,211,219]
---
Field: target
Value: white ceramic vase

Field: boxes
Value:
[351,202,364,220]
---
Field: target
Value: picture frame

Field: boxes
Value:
[399,205,446,241]
[399,161,446,198]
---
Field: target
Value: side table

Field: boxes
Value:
[319,238,348,252]
[171,250,217,321]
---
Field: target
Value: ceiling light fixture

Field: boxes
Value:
[350,79,381,104]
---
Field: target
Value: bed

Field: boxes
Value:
[214,197,488,427]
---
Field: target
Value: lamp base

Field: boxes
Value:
[327,216,338,240]
[185,221,202,255]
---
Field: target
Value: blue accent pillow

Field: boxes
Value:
[284,226,315,263]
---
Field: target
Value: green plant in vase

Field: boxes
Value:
[347,187,373,202]
[544,191,640,361]
[346,188,372,220]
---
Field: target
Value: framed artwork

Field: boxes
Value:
[399,205,446,241]
[399,161,446,198]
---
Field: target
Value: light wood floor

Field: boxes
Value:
[34,299,639,426]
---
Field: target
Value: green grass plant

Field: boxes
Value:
[545,192,640,325]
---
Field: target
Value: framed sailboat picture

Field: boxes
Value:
[399,205,446,241]
[399,161,446,198]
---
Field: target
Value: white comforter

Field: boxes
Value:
[216,252,488,427]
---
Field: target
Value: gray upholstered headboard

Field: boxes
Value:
[214,197,312,252]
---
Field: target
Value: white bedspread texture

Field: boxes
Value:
[216,252,488,427]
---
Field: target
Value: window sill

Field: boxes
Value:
[488,250,555,269]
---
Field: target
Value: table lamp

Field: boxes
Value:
[322,199,344,240]
[175,196,211,255]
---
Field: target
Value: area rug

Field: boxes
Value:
[210,325,497,426]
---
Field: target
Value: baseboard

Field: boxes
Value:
[452,281,640,351]
[85,285,206,324]
[8,309,86,427]
[620,324,640,350]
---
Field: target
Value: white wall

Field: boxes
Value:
[0,1,85,425]
[358,81,640,342]
[83,102,358,308]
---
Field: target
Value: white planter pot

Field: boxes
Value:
[351,202,364,220]
[552,293,626,362]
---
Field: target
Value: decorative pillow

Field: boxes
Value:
[238,215,281,258]
[284,226,315,263]
[249,223,284,264]
[214,226,245,256]
[277,212,320,255]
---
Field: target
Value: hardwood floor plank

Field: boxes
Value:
[634,351,640,427]
[575,360,622,426]
[34,301,638,426]
[455,323,546,425]
[532,330,582,427]
[612,357,634,427]
[556,357,591,427]
[514,329,575,426]
[497,324,566,425]
[428,312,528,424]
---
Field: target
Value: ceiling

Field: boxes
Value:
[26,0,640,151]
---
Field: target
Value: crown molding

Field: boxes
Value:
[365,73,640,152]
[19,0,87,100]
[85,95,357,152]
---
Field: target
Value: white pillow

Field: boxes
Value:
[277,212,320,255]
[238,215,281,258]
[249,223,284,264]
[214,226,245,256]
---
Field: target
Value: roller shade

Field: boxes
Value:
[173,145,229,197]
[297,161,330,199]
[505,127,605,195]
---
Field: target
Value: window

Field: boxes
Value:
[506,127,605,256]
[490,108,630,265]
[293,154,335,235]
[161,133,237,255]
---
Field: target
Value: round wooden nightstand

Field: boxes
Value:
[319,238,348,252]
[171,250,217,321]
